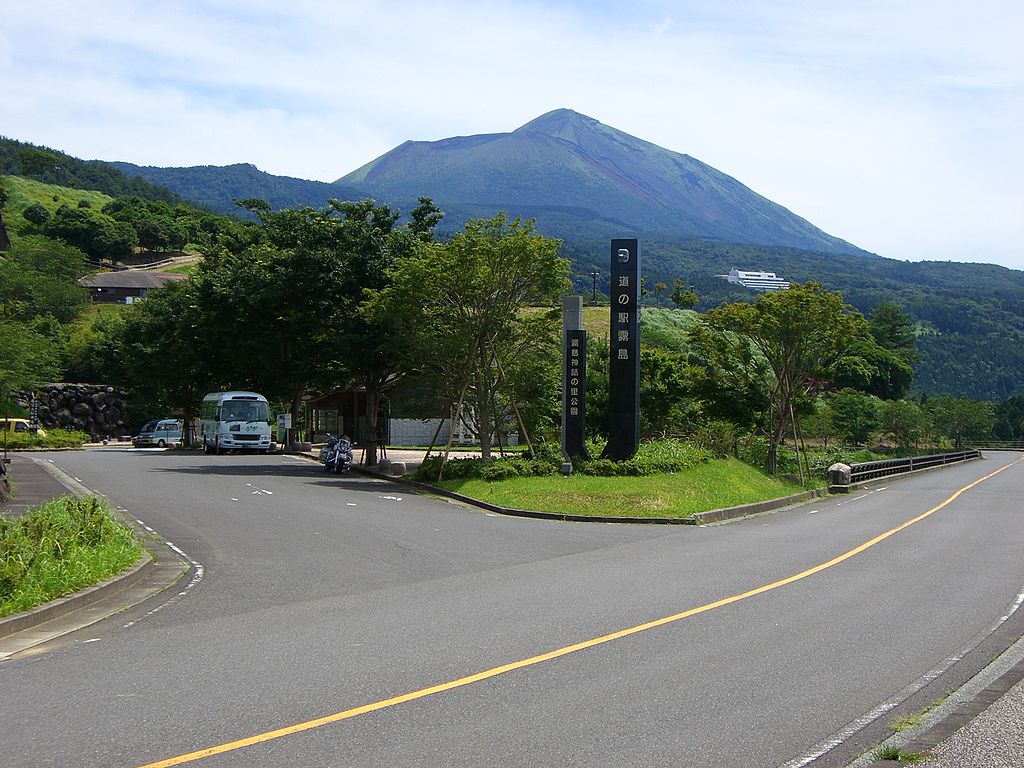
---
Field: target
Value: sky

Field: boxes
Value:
[2,1,1021,269]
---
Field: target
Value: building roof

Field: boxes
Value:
[78,271,189,289]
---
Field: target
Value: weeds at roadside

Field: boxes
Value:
[873,744,928,763]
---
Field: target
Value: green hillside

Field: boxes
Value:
[2,175,113,232]
[0,136,177,201]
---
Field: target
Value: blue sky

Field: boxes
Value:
[2,1,1021,268]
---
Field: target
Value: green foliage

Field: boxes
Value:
[42,204,138,263]
[698,283,870,472]
[926,395,995,448]
[1,429,90,449]
[671,278,699,309]
[22,201,50,226]
[366,212,570,458]
[993,395,1024,441]
[828,388,882,445]
[0,496,141,616]
[0,137,177,201]
[413,439,711,481]
[880,399,930,448]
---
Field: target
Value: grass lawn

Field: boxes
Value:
[437,457,810,519]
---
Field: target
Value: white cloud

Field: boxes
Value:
[1,0,1021,268]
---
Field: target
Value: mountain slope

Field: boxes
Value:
[339,109,871,255]
[109,161,358,216]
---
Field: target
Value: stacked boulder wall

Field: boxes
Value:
[34,384,128,440]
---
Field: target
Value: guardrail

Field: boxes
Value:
[830,450,981,492]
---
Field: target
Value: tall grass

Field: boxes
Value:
[0,496,142,618]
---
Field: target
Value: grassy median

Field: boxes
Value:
[437,456,809,519]
[0,496,143,618]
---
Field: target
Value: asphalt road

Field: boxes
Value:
[1,448,1022,768]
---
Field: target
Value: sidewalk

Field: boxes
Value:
[0,454,75,516]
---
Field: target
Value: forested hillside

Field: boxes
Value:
[0,137,178,201]
[613,239,1024,400]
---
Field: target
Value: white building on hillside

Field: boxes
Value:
[718,268,790,292]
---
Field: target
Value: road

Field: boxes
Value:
[1,448,1022,768]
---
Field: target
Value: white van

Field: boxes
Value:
[200,391,273,454]
[133,419,183,448]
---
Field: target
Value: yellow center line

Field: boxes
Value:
[138,455,1023,768]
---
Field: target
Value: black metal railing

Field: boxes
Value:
[847,450,981,484]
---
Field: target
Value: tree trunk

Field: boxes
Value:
[363,385,378,466]
[291,384,305,445]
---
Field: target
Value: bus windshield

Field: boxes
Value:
[220,401,269,423]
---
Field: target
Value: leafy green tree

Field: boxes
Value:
[869,302,917,360]
[0,236,89,324]
[801,398,837,448]
[42,205,137,263]
[366,213,570,460]
[831,338,914,400]
[671,278,699,309]
[115,280,217,443]
[927,395,995,448]
[0,318,61,404]
[639,348,700,438]
[880,398,929,449]
[993,395,1024,442]
[698,283,870,473]
[828,388,882,445]
[22,202,51,226]
[225,197,442,462]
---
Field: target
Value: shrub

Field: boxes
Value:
[2,430,90,449]
[414,438,712,481]
[691,420,738,458]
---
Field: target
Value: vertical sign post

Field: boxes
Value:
[561,295,589,468]
[604,238,640,460]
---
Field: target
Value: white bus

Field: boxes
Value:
[200,391,274,454]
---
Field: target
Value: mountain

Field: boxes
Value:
[339,109,871,256]
[92,111,1024,400]
[109,161,358,216]
[110,109,869,256]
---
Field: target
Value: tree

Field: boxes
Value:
[828,389,881,445]
[226,197,443,463]
[0,236,89,324]
[927,396,995,448]
[993,395,1024,442]
[366,213,570,461]
[115,280,217,444]
[23,202,51,227]
[0,318,61,404]
[699,283,871,473]
[43,206,138,263]
[869,302,917,361]
[671,278,699,309]
[831,338,914,400]
[880,398,929,449]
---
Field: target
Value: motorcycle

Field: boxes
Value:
[320,434,353,473]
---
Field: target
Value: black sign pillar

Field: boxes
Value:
[604,238,640,460]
